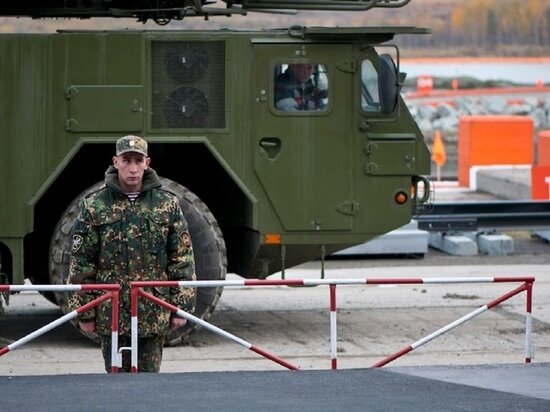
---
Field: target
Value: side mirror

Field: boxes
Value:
[378,54,398,114]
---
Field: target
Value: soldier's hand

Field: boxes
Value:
[170,317,187,330]
[79,320,97,337]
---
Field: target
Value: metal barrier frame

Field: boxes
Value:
[131,276,534,372]
[0,284,120,373]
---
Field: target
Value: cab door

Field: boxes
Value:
[253,43,355,232]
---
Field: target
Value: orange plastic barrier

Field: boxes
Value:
[531,165,550,200]
[538,130,550,166]
[458,116,533,186]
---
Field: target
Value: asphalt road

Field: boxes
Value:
[1,238,550,411]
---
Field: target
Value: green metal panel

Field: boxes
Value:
[65,85,144,132]
[64,33,144,84]
[0,35,50,236]
[365,139,416,175]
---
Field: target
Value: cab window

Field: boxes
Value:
[274,63,328,111]
[361,60,381,112]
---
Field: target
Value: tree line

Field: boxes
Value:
[395,0,550,54]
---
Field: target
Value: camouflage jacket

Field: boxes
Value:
[67,166,196,337]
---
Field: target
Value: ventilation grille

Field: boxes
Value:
[151,41,225,129]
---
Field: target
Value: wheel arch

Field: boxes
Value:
[25,140,257,287]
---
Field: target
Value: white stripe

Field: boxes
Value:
[411,305,488,349]
[525,313,533,359]
[178,280,245,287]
[9,285,83,292]
[422,277,495,284]
[330,311,337,360]
[9,311,78,351]
[111,331,120,369]
[176,309,251,348]
[131,316,138,370]
[303,279,366,286]
[173,277,504,288]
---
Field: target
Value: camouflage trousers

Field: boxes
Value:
[99,334,164,373]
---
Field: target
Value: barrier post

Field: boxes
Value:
[110,289,120,374]
[329,284,337,370]
[525,281,534,363]
[130,285,139,373]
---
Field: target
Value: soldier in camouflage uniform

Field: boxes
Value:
[67,135,196,373]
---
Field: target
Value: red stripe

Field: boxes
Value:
[132,280,179,288]
[330,285,336,312]
[493,277,535,283]
[372,346,413,368]
[526,283,533,313]
[249,345,300,370]
[0,346,10,356]
[139,290,179,314]
[75,292,113,315]
[487,284,527,309]
[131,288,139,317]
[111,292,119,333]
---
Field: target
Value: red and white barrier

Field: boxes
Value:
[131,276,535,371]
[372,282,533,367]
[0,284,120,373]
[130,285,299,372]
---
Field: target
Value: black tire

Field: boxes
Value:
[160,178,226,345]
[48,178,227,346]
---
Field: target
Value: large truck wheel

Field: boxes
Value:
[49,178,227,346]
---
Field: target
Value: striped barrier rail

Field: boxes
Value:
[0,284,121,373]
[131,276,535,372]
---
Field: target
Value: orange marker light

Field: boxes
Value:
[394,191,408,205]
[265,233,281,244]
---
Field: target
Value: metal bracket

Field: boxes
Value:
[64,86,79,100]
[64,118,79,132]
[336,201,359,216]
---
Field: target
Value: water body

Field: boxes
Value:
[400,59,550,85]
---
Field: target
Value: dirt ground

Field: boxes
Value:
[1,229,549,376]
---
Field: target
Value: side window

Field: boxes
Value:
[274,63,329,112]
[361,60,380,112]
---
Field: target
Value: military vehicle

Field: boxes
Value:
[0,0,431,344]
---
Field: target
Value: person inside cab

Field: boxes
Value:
[274,63,328,111]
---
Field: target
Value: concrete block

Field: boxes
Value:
[471,165,531,200]
[335,220,428,256]
[429,232,478,256]
[477,234,514,256]
[533,230,550,242]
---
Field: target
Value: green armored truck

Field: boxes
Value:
[0,1,431,343]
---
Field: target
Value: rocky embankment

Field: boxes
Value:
[404,93,550,134]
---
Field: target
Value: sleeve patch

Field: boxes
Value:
[72,234,84,253]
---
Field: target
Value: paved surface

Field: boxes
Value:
[1,364,549,412]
